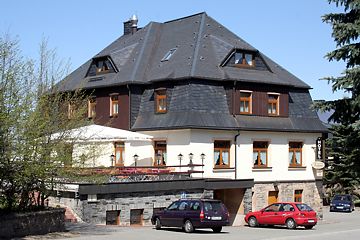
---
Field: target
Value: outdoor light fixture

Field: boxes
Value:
[178,153,183,172]
[200,153,205,178]
[133,154,139,167]
[110,154,115,167]
[156,153,162,166]
[189,152,194,165]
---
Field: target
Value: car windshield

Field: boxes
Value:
[203,201,222,211]
[296,203,313,211]
[333,195,351,201]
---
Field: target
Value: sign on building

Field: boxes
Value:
[316,137,323,160]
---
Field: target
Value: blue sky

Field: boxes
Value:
[1,0,346,100]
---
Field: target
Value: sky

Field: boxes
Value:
[1,0,347,100]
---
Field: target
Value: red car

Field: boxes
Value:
[244,202,317,229]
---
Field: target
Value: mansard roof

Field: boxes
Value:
[58,12,310,91]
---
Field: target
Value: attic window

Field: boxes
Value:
[161,48,177,62]
[222,50,256,68]
[86,56,116,77]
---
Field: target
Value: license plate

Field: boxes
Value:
[308,220,315,223]
[336,206,344,209]
[211,216,222,220]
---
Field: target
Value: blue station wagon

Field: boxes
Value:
[151,199,229,233]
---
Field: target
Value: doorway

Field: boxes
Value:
[268,191,279,205]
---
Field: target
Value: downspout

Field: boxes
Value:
[234,131,240,179]
[127,84,131,130]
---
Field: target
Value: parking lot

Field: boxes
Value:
[22,207,360,240]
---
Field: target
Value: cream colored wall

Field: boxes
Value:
[140,129,321,182]
[237,131,321,182]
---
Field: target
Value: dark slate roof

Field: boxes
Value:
[58,12,310,91]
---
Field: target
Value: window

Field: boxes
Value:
[294,190,303,202]
[155,89,167,113]
[67,102,75,119]
[86,56,116,77]
[161,48,177,62]
[264,203,281,212]
[253,141,268,167]
[240,91,252,114]
[110,94,119,117]
[268,191,278,205]
[234,52,255,67]
[88,97,96,118]
[154,140,167,166]
[214,140,230,168]
[114,142,125,166]
[268,94,279,115]
[289,142,303,167]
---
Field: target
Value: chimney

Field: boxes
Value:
[123,14,138,35]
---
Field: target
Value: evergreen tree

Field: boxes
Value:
[315,0,360,196]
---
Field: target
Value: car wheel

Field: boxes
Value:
[184,220,194,233]
[212,227,222,233]
[286,218,297,229]
[248,216,258,227]
[155,218,162,230]
[305,225,314,230]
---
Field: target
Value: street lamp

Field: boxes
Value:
[188,153,193,165]
[178,153,183,172]
[156,153,162,166]
[110,154,115,167]
[133,154,139,167]
[200,153,205,178]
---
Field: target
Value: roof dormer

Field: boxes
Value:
[86,56,117,77]
[221,49,270,71]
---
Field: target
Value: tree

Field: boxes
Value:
[0,33,91,211]
[315,0,360,197]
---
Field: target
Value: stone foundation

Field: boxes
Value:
[252,180,323,218]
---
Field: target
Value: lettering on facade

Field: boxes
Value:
[316,137,323,160]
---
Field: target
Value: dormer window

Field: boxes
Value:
[155,89,167,113]
[268,93,280,116]
[235,52,255,67]
[86,56,116,77]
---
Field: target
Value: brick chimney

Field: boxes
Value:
[123,14,138,35]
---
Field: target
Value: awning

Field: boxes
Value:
[52,124,153,142]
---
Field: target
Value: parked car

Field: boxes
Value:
[151,198,229,233]
[244,202,317,229]
[330,194,355,212]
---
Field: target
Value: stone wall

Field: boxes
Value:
[0,208,65,239]
[252,181,323,218]
[51,189,208,226]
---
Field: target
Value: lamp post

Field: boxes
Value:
[133,154,139,167]
[110,154,115,167]
[156,153,162,166]
[178,153,183,173]
[200,153,205,178]
[188,153,193,165]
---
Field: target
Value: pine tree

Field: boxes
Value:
[315,0,360,196]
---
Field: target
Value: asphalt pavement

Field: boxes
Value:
[20,206,360,240]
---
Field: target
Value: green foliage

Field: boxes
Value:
[0,34,93,211]
[317,0,360,196]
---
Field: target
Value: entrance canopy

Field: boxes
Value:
[52,124,153,142]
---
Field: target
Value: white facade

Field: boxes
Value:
[139,129,321,182]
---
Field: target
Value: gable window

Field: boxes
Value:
[155,89,167,113]
[289,142,302,167]
[214,140,230,168]
[235,52,255,67]
[110,94,119,117]
[240,91,252,114]
[114,142,125,166]
[253,141,268,167]
[268,93,279,115]
[88,97,96,119]
[294,189,303,202]
[86,56,116,77]
[154,140,167,166]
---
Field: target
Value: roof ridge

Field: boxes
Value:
[190,13,206,77]
[164,12,206,24]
